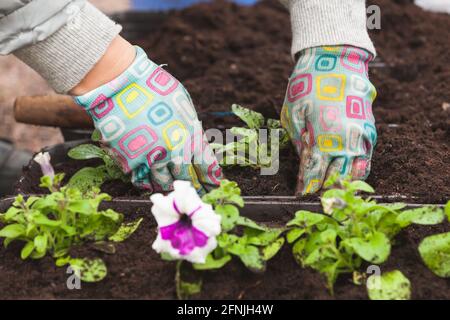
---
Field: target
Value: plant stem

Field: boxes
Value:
[175,260,183,300]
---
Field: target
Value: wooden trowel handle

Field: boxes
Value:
[14,95,94,129]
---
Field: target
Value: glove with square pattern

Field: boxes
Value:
[75,47,222,194]
[281,45,377,195]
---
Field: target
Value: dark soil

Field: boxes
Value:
[14,0,450,203]
[0,200,448,300]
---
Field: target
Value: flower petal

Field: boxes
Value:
[172,180,204,214]
[185,237,218,264]
[191,205,222,237]
[150,193,179,227]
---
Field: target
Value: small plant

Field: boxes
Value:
[150,179,285,299]
[67,130,128,193]
[211,104,290,169]
[418,200,450,278]
[0,152,142,282]
[286,175,445,294]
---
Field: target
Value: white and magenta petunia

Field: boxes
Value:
[150,181,221,264]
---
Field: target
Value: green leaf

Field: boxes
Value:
[345,232,391,264]
[262,237,285,260]
[396,207,444,226]
[109,218,143,242]
[292,238,307,265]
[34,234,48,254]
[67,166,109,193]
[348,181,375,193]
[179,280,202,299]
[286,228,305,244]
[0,224,26,238]
[418,232,450,278]
[33,215,61,227]
[91,129,102,142]
[232,245,265,272]
[202,180,244,208]
[245,228,284,246]
[267,119,282,129]
[445,201,450,222]
[21,241,35,259]
[367,270,411,300]
[193,254,232,270]
[236,217,268,231]
[287,211,325,228]
[231,104,265,129]
[68,144,105,160]
[70,258,107,282]
[215,205,239,232]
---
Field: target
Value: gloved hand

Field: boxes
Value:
[75,47,222,194]
[281,45,377,195]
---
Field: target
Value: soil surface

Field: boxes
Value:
[0,200,448,300]
[14,0,450,203]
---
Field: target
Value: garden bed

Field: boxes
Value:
[14,0,450,203]
[0,197,448,299]
[2,0,450,300]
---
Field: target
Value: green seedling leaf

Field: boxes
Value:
[34,234,48,254]
[0,224,26,238]
[91,129,102,142]
[262,237,285,260]
[236,216,268,231]
[70,258,107,282]
[445,200,450,222]
[348,180,375,193]
[202,180,244,207]
[109,218,143,242]
[68,144,105,160]
[396,207,445,226]
[215,205,239,232]
[344,232,390,264]
[67,166,109,193]
[287,211,325,228]
[367,270,411,300]
[21,241,35,259]
[231,245,265,272]
[231,104,264,129]
[419,232,450,278]
[193,254,232,270]
[267,118,281,129]
[286,228,305,244]
[245,228,284,246]
[178,280,202,300]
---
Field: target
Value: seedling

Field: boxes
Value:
[0,153,142,282]
[286,175,445,295]
[211,104,290,169]
[67,130,128,193]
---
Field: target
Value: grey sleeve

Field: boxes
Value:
[280,0,376,58]
[0,0,122,93]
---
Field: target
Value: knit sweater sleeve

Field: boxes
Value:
[279,0,376,58]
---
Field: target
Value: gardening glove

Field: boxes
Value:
[281,45,377,195]
[75,47,222,194]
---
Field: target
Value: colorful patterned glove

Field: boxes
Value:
[281,45,377,195]
[75,47,222,194]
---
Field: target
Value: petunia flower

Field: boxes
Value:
[34,152,55,180]
[150,181,222,264]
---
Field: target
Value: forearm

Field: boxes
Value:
[280,0,376,58]
[0,0,122,93]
